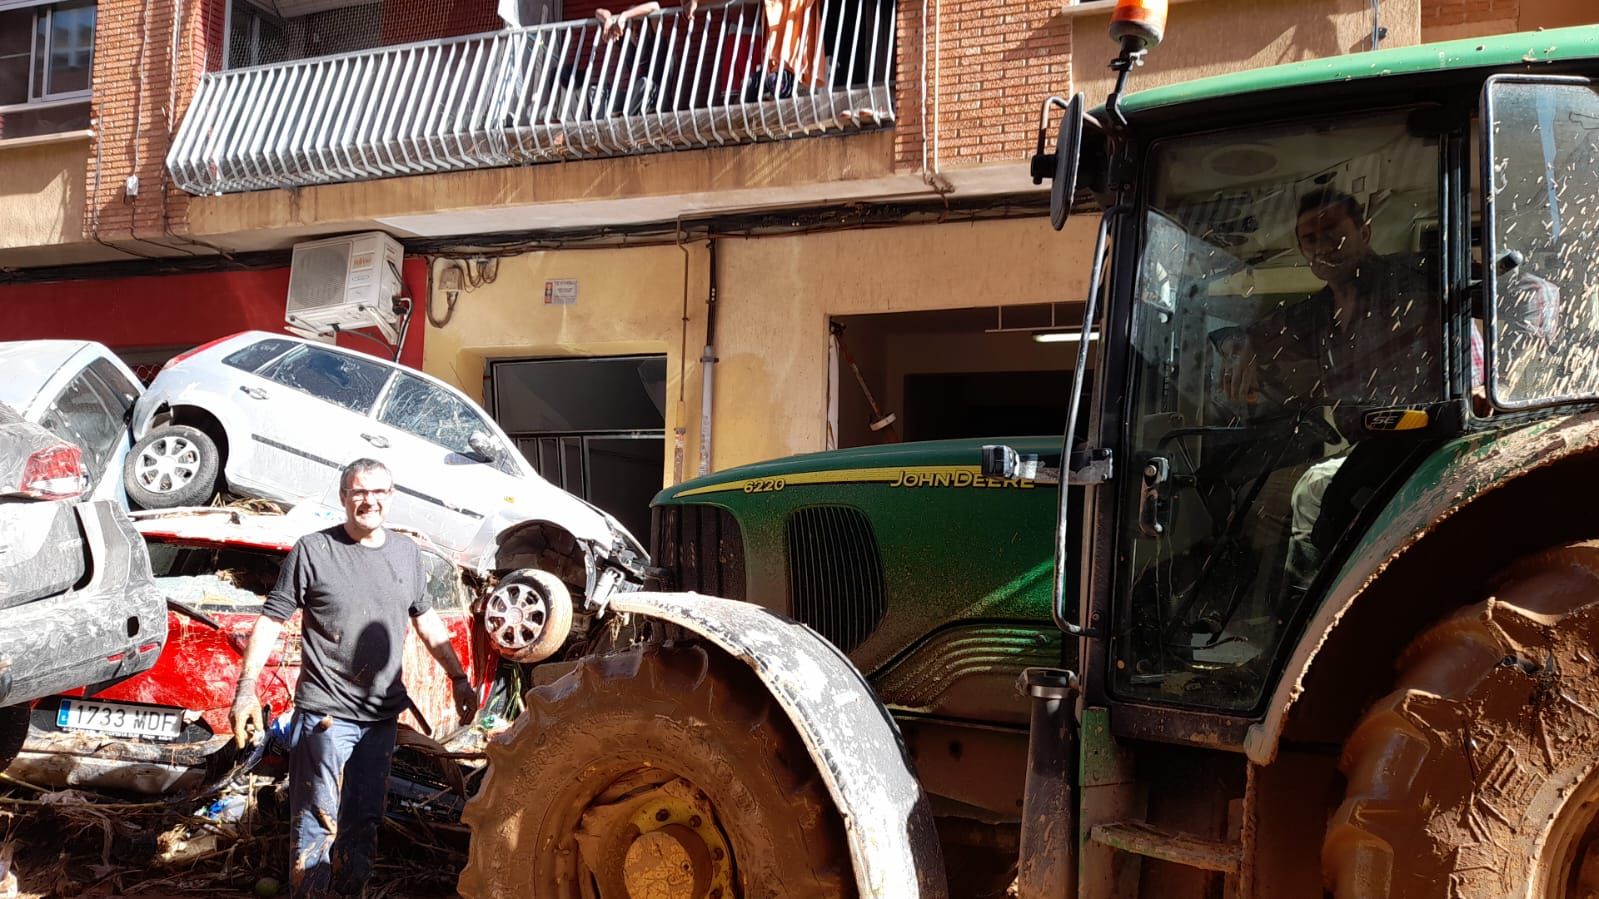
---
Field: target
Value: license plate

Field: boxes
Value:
[57,699,183,741]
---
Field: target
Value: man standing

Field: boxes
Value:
[230,459,479,897]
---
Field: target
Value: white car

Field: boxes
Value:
[127,332,645,581]
[0,340,144,505]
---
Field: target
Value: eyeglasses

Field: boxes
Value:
[344,488,393,501]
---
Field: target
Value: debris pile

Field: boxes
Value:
[0,727,482,899]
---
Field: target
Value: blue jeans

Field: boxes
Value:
[286,711,397,898]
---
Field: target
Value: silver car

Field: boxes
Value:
[128,332,645,579]
[0,340,144,506]
[0,402,168,771]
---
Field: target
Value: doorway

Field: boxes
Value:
[488,355,666,543]
[828,304,1089,448]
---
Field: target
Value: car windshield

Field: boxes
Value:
[1112,109,1443,710]
[147,541,285,607]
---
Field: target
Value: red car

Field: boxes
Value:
[11,507,493,796]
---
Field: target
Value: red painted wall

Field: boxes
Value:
[0,258,428,370]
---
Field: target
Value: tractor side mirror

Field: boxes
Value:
[1031,93,1086,231]
[981,444,1022,479]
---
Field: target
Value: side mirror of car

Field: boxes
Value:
[467,431,499,461]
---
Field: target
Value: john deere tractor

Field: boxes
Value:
[461,8,1599,897]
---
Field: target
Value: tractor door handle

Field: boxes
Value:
[1138,456,1171,538]
[239,385,269,400]
[361,433,389,449]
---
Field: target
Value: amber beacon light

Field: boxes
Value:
[1108,0,1167,50]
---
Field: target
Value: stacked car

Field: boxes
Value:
[0,332,647,796]
[0,399,168,771]
[11,506,490,795]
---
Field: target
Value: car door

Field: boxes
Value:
[244,344,394,505]
[399,545,484,734]
[355,371,520,556]
[35,358,140,503]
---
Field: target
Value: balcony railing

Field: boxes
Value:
[168,0,895,195]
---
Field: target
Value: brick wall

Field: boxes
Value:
[1422,0,1519,28]
[893,0,1071,173]
[82,0,227,246]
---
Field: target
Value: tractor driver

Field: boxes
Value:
[1217,188,1437,593]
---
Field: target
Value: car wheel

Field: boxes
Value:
[0,705,28,771]
[482,569,573,664]
[125,424,221,509]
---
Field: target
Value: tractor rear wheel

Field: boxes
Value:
[1324,541,1599,898]
[458,644,854,899]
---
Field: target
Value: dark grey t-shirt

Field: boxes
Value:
[262,526,431,722]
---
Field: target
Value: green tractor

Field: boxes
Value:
[461,8,1599,898]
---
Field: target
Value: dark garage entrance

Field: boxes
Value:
[488,355,667,543]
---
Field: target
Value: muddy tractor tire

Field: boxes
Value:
[124,424,220,509]
[1323,542,1599,898]
[459,643,855,899]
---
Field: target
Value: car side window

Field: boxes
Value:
[223,338,296,374]
[378,373,509,465]
[39,370,123,482]
[259,346,389,414]
[88,358,139,421]
[419,549,470,612]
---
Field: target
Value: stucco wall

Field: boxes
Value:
[420,243,711,487]
[0,137,89,252]
[427,217,1094,483]
[713,215,1097,469]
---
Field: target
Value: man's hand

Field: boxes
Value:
[595,8,622,41]
[451,675,480,724]
[1216,331,1261,405]
[230,679,263,750]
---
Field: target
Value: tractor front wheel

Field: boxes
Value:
[459,644,854,899]
[1324,542,1599,898]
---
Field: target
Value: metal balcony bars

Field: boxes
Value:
[168,0,895,195]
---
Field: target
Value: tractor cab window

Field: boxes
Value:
[1482,78,1599,409]
[1114,110,1442,710]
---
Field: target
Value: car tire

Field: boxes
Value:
[0,705,28,772]
[124,424,221,509]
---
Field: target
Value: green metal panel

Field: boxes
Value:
[655,437,1065,725]
[1107,25,1599,117]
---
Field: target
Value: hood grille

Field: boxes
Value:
[650,505,745,601]
[786,505,886,653]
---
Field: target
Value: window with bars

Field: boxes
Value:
[0,0,94,139]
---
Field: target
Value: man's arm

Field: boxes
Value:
[596,2,661,40]
[413,609,480,723]
[229,614,285,749]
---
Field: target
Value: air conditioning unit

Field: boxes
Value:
[286,232,405,345]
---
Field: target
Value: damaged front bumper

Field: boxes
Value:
[13,712,234,795]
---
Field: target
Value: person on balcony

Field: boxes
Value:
[751,0,828,99]
[596,0,699,42]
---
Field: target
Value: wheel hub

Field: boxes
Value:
[484,582,548,653]
[574,776,734,899]
[622,824,712,898]
[135,436,199,493]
